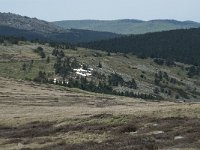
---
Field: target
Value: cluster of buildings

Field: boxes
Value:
[53,66,94,84]
[53,78,68,85]
[73,67,93,77]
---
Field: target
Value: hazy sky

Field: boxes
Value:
[0,0,200,22]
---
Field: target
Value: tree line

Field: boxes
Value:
[0,35,76,50]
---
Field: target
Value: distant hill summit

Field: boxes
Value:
[54,19,200,34]
[0,12,63,33]
[0,12,120,43]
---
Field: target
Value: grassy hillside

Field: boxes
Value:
[54,19,200,34]
[0,40,199,102]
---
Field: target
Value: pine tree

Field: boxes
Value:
[46,56,50,63]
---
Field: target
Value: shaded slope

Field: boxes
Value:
[0,26,120,44]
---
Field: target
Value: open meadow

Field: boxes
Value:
[1,77,200,150]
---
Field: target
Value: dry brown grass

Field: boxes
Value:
[0,77,200,149]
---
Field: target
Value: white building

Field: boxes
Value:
[73,67,93,77]
[53,78,57,84]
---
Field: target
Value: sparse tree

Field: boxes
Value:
[154,87,160,94]
[98,62,102,68]
[40,51,46,58]
[33,71,48,83]
[22,63,27,71]
[46,56,50,63]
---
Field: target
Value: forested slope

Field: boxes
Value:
[80,28,200,65]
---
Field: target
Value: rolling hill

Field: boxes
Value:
[0,12,62,33]
[53,19,200,34]
[0,12,120,43]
